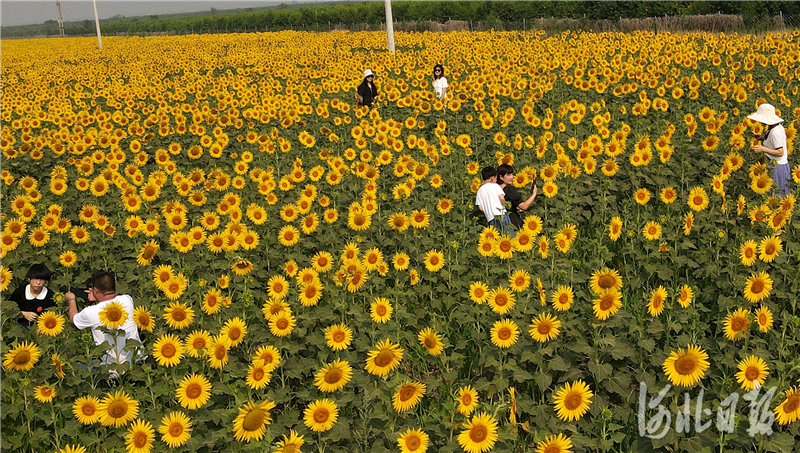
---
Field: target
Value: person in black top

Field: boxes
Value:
[8,263,56,328]
[497,164,538,229]
[356,69,378,107]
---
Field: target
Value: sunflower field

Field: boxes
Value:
[2,29,800,453]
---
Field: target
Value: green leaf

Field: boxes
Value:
[548,355,570,371]
[763,432,798,453]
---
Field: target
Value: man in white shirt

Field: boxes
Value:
[475,166,512,232]
[66,271,141,369]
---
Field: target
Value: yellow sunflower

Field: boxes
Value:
[55,446,86,453]
[275,430,305,453]
[743,271,773,303]
[220,317,247,347]
[659,187,677,204]
[231,259,253,276]
[37,312,65,336]
[347,268,369,293]
[58,250,78,267]
[0,265,12,291]
[205,336,229,369]
[551,286,574,311]
[201,288,224,315]
[370,297,393,323]
[646,286,668,317]
[34,384,56,403]
[529,313,561,342]
[723,308,750,341]
[176,374,212,409]
[409,209,430,229]
[677,285,694,308]
[324,323,353,351]
[97,391,139,427]
[418,328,444,356]
[589,268,623,295]
[298,280,323,306]
[72,396,101,425]
[455,385,479,416]
[490,319,520,348]
[609,216,623,241]
[535,433,573,453]
[233,400,276,442]
[311,251,334,273]
[508,269,531,292]
[392,381,426,412]
[687,186,709,211]
[132,306,154,332]
[185,330,211,358]
[773,387,800,425]
[269,310,296,337]
[553,380,593,422]
[125,419,154,453]
[397,428,429,453]
[735,355,769,391]
[314,359,353,393]
[3,341,42,372]
[488,286,516,314]
[494,235,514,259]
[153,334,184,367]
[423,249,445,272]
[365,339,404,377]
[662,345,710,387]
[267,275,290,300]
[592,290,623,320]
[158,412,192,448]
[303,399,338,432]
[278,225,300,246]
[469,281,490,304]
[758,235,782,263]
[98,301,128,329]
[163,302,194,329]
[252,345,281,372]
[642,221,662,240]
[457,412,498,453]
[754,305,774,332]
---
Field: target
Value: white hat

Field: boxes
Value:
[363,69,375,78]
[747,103,783,125]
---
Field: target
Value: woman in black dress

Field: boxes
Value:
[497,164,538,229]
[357,69,378,107]
[8,263,56,328]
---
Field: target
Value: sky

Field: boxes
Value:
[1,1,320,27]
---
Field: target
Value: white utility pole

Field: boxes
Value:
[92,0,102,49]
[55,0,65,36]
[384,0,395,53]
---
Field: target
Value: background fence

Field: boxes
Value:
[3,13,799,39]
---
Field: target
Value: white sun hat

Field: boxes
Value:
[363,69,375,78]
[747,103,783,125]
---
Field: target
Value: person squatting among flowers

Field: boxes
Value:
[67,270,142,373]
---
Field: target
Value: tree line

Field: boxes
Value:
[3,1,799,38]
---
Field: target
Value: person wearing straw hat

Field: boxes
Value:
[749,103,792,196]
[356,69,379,107]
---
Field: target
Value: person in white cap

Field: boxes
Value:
[748,103,792,196]
[357,69,378,107]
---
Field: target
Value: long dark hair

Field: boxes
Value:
[433,64,445,80]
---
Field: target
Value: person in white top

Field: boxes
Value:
[475,166,512,232]
[432,64,448,100]
[66,271,141,368]
[749,103,792,196]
